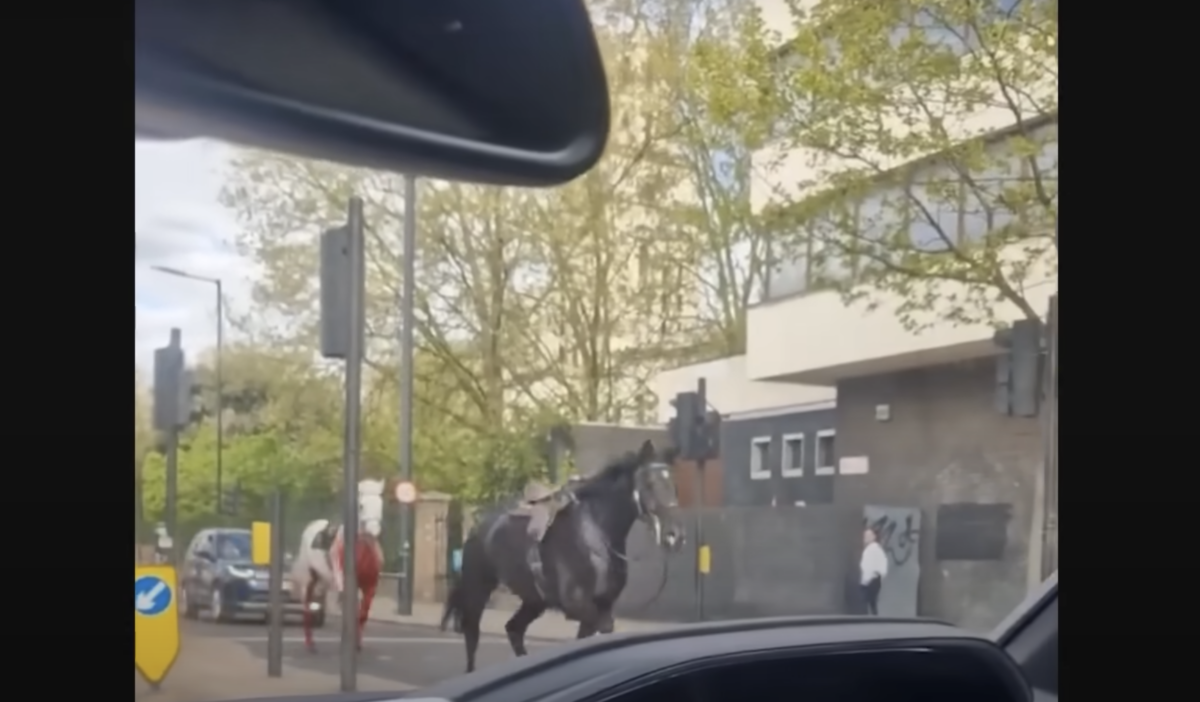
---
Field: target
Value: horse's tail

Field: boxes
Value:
[440,580,465,632]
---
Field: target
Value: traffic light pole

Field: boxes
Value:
[693,379,707,622]
[152,327,189,566]
[164,427,179,566]
[396,174,417,616]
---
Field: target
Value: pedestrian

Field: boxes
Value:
[860,525,888,615]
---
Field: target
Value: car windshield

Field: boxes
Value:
[215,533,251,561]
[135,0,1057,698]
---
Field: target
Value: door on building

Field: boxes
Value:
[863,505,922,617]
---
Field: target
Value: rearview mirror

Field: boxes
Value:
[135,0,610,186]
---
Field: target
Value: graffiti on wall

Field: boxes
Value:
[868,512,921,566]
[863,505,922,618]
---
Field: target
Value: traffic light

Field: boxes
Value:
[993,318,1043,417]
[669,388,720,462]
[152,329,190,432]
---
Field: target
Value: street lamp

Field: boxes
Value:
[149,265,225,505]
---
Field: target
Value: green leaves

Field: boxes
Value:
[743,0,1058,330]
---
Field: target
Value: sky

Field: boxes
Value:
[134,139,255,375]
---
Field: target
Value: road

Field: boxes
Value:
[185,614,553,689]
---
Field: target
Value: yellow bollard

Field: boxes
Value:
[251,521,272,565]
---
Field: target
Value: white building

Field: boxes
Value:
[652,0,1057,629]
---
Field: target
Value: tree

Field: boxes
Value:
[217,1,716,448]
[655,0,791,356]
[733,0,1058,331]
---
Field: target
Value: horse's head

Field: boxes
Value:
[357,478,385,538]
[628,440,686,552]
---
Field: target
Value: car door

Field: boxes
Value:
[993,572,1058,702]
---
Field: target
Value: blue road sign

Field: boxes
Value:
[135,574,173,617]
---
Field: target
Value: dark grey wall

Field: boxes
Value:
[615,505,862,622]
[722,408,837,507]
[834,358,1043,632]
[571,423,670,477]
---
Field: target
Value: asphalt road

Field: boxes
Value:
[184,615,553,688]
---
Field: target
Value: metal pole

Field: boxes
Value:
[694,378,707,622]
[340,196,366,692]
[1040,295,1059,579]
[215,280,225,509]
[267,488,285,677]
[396,174,417,616]
[164,428,179,566]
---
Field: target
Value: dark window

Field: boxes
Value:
[816,431,836,473]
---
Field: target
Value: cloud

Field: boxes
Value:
[135,139,256,373]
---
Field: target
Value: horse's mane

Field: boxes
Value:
[572,451,640,499]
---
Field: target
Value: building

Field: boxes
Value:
[647,0,1058,630]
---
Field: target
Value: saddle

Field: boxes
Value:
[310,524,339,551]
[507,483,575,517]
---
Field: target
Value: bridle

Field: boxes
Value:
[604,461,676,612]
[630,462,678,547]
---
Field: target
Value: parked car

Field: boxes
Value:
[179,527,326,626]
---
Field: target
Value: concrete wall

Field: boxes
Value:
[650,355,835,423]
[570,423,670,477]
[833,359,1043,631]
[721,407,838,507]
[616,504,862,622]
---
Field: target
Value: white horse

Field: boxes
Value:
[291,478,386,652]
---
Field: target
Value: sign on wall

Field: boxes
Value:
[934,503,1011,561]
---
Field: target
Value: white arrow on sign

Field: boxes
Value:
[136,581,167,612]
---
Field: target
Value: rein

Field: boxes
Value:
[590,484,670,613]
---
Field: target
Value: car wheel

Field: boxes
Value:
[210,586,233,623]
[180,584,199,620]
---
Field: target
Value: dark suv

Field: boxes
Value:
[179,527,325,625]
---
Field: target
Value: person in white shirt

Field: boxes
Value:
[859,526,888,615]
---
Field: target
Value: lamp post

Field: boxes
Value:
[149,265,225,503]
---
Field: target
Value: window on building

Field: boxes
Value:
[781,433,805,478]
[961,149,1022,244]
[808,209,854,289]
[766,239,811,299]
[815,430,837,475]
[908,164,964,251]
[749,436,772,481]
[857,190,903,272]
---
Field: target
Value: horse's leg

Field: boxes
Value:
[356,583,375,652]
[575,619,597,639]
[459,592,489,674]
[595,607,616,635]
[303,577,319,653]
[504,600,546,657]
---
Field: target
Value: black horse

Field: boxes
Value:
[440,440,686,672]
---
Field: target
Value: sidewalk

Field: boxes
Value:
[345,589,675,641]
[135,634,412,702]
